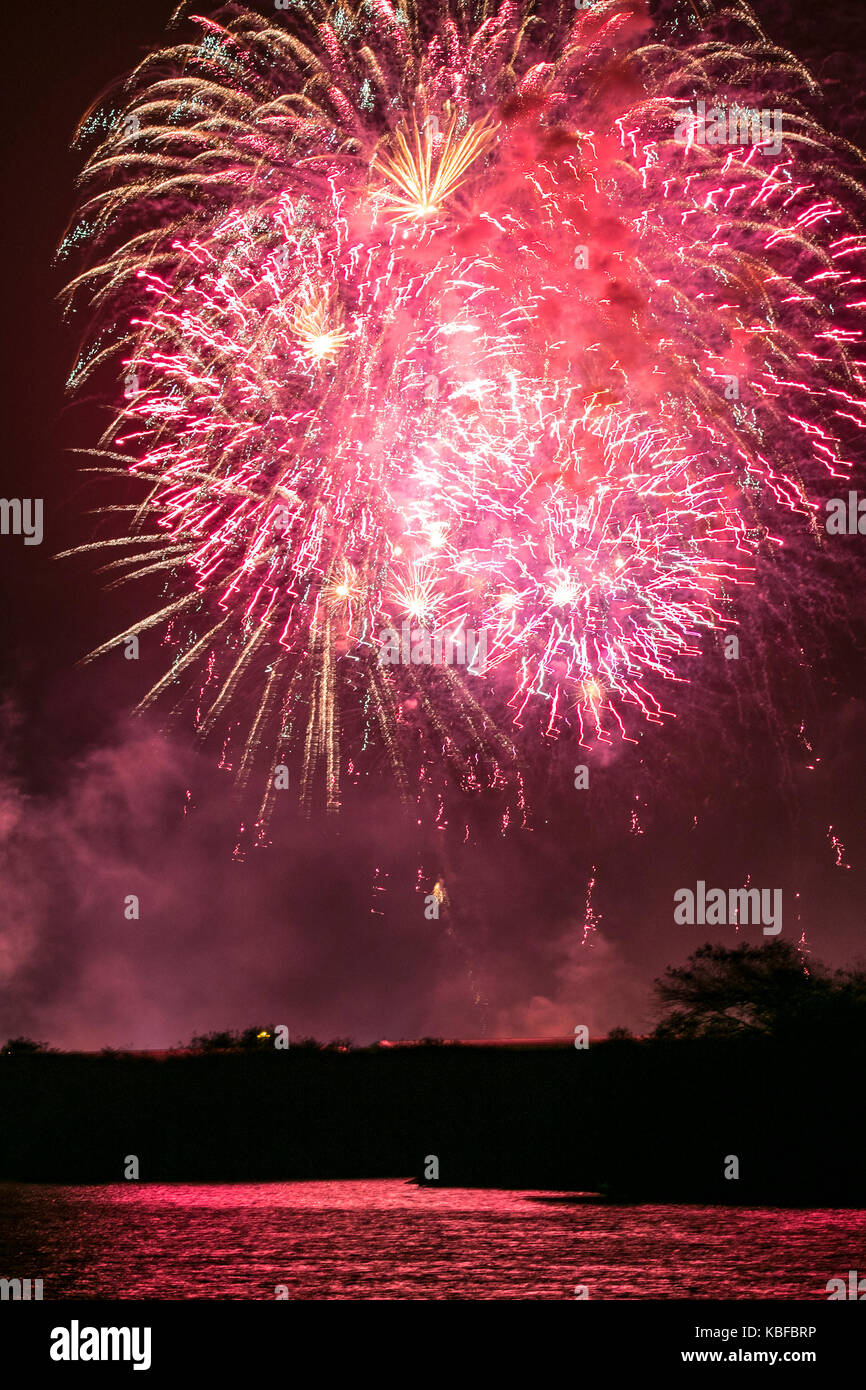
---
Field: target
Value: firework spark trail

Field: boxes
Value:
[827,824,851,869]
[580,866,600,948]
[60,0,866,817]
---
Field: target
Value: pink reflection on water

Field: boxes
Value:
[102,1179,583,1212]
[1,1181,864,1300]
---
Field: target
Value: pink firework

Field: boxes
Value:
[60,0,866,817]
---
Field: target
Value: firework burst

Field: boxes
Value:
[60,0,866,829]
[372,111,498,221]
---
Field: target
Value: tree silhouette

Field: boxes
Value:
[652,940,866,1039]
[1,1036,53,1056]
[185,1027,276,1052]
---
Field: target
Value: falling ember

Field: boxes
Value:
[797,926,812,977]
[59,0,866,816]
[370,865,388,917]
[580,868,600,948]
[827,826,851,869]
[798,723,821,772]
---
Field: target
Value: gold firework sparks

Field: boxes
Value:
[321,560,363,613]
[372,111,498,223]
[291,288,350,364]
[388,561,442,627]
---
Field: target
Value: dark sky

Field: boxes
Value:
[1,0,865,1050]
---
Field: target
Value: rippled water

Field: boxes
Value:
[0,1181,863,1299]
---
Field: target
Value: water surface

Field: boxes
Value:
[1,1181,862,1299]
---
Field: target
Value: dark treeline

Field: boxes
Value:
[1,942,863,1203]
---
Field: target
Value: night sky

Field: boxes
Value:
[1,0,865,1051]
